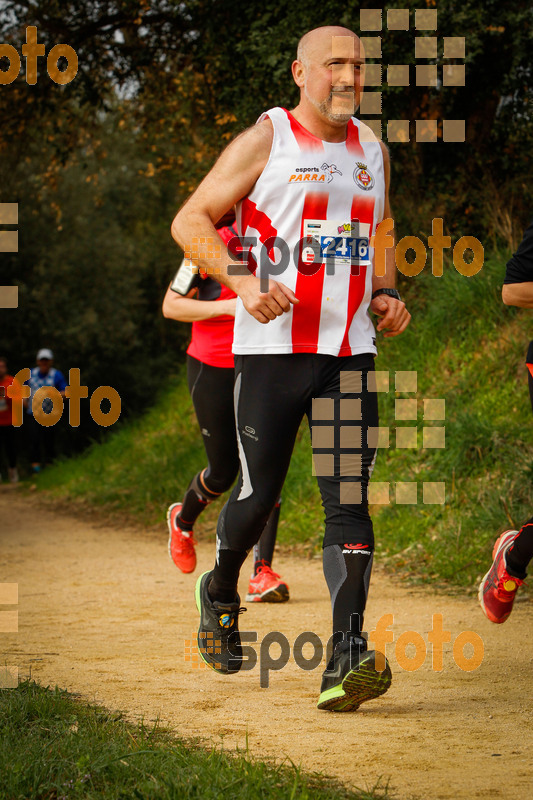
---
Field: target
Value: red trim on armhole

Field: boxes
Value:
[345,119,366,159]
[282,108,325,152]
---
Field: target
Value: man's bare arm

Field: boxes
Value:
[370,142,411,338]
[502,283,533,308]
[171,121,298,324]
[371,143,396,296]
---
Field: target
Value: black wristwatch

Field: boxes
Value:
[371,288,402,301]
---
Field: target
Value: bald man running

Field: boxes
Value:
[172,26,411,711]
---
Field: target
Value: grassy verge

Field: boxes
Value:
[0,681,389,800]
[34,253,533,592]
[371,255,533,592]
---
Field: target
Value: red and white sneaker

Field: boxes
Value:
[246,563,289,603]
[167,503,197,574]
[478,530,526,624]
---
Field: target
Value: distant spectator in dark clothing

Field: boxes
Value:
[24,349,67,473]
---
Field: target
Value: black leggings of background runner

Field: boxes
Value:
[179,356,282,571]
[0,425,17,469]
[187,356,240,494]
[26,413,56,465]
[177,356,240,530]
[506,519,533,577]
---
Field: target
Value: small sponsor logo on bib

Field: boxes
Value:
[353,162,375,191]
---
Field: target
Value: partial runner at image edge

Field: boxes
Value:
[478,216,533,623]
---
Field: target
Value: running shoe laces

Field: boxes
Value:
[255,561,281,579]
[212,602,247,636]
[175,531,197,550]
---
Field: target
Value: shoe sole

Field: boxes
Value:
[167,503,196,574]
[317,658,392,712]
[194,571,240,675]
[245,583,290,603]
[478,530,518,624]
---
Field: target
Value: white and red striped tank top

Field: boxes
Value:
[232,107,385,357]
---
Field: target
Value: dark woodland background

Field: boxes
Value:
[1,0,531,450]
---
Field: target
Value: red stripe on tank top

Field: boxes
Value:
[291,192,329,353]
[282,108,325,152]
[338,195,375,356]
[240,198,280,275]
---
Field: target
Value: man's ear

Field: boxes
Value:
[291,60,306,88]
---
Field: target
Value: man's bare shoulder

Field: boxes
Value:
[209,118,273,182]
[229,118,274,156]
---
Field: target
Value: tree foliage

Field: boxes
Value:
[0,0,531,450]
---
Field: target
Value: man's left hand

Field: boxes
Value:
[371,295,411,338]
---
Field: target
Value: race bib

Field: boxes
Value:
[303,219,370,268]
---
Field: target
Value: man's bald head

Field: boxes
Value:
[296,26,360,67]
[292,26,364,126]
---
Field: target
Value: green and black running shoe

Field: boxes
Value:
[317,638,392,712]
[195,570,246,674]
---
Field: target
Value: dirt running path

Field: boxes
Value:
[1,492,532,799]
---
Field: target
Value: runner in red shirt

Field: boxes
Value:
[0,356,19,483]
[162,215,289,603]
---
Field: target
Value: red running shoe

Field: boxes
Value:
[167,503,197,573]
[478,530,526,623]
[246,562,289,603]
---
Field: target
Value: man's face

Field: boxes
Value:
[300,35,363,124]
[37,358,51,373]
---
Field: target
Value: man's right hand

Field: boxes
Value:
[239,277,299,324]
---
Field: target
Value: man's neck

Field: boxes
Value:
[289,104,349,143]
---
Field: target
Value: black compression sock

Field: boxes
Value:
[505,519,533,577]
[178,470,221,531]
[209,547,248,604]
[323,542,374,643]
[253,499,281,574]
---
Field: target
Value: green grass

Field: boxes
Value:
[0,681,389,800]
[35,252,533,592]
